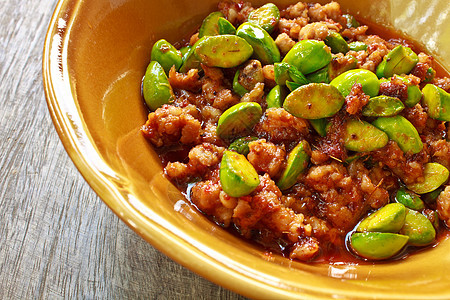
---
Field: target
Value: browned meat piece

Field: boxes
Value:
[304,162,366,230]
[232,174,315,259]
[379,76,408,101]
[318,112,348,161]
[169,67,202,92]
[437,186,450,227]
[308,1,342,22]
[240,82,265,105]
[212,89,240,111]
[371,141,428,185]
[200,123,226,146]
[433,77,450,93]
[401,103,428,133]
[298,21,341,41]
[247,139,286,178]
[345,83,370,115]
[341,26,368,41]
[191,172,235,226]
[349,35,391,71]
[282,1,309,19]
[218,0,254,25]
[429,139,450,170]
[275,33,296,56]
[262,65,276,88]
[142,104,201,147]
[310,150,330,165]
[254,108,309,143]
[165,143,225,180]
[289,237,320,261]
[411,53,434,82]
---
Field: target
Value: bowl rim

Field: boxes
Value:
[43,0,450,299]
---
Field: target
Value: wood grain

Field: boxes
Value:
[0,0,246,298]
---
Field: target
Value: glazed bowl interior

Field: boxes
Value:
[44,0,450,298]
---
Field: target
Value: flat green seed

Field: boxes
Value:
[228,136,258,156]
[395,188,425,211]
[216,102,262,139]
[179,46,191,58]
[218,17,236,35]
[422,186,444,204]
[194,35,253,68]
[348,41,367,52]
[274,62,291,85]
[309,119,328,137]
[283,40,332,74]
[376,45,418,79]
[400,209,436,246]
[306,65,330,84]
[288,65,309,85]
[150,39,183,74]
[286,81,301,92]
[407,163,449,194]
[357,203,406,233]
[350,232,408,260]
[266,85,287,108]
[220,150,260,197]
[343,119,389,152]
[422,84,450,121]
[179,42,201,73]
[277,140,310,190]
[330,69,380,97]
[143,61,174,111]
[198,11,225,38]
[247,3,280,33]
[372,115,423,154]
[343,14,360,28]
[362,95,405,117]
[283,83,345,119]
[233,70,249,96]
[236,22,281,65]
[324,31,349,54]
[380,76,422,107]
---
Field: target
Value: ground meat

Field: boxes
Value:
[247,139,286,178]
[308,1,342,23]
[351,35,391,71]
[232,174,315,260]
[275,33,296,56]
[310,150,330,165]
[142,104,202,147]
[345,83,370,115]
[411,53,434,82]
[262,65,276,88]
[169,67,202,92]
[341,26,368,41]
[165,143,225,179]
[347,160,390,209]
[401,104,428,133]
[191,174,235,227]
[241,82,265,105]
[318,112,347,161]
[437,186,450,227]
[433,77,450,93]
[239,60,264,91]
[289,237,320,261]
[283,1,309,19]
[378,76,408,101]
[371,141,427,185]
[254,108,309,143]
[212,89,240,111]
[218,0,254,25]
[201,123,225,146]
[429,139,450,170]
[298,21,341,41]
[303,162,367,230]
[189,33,199,46]
[201,106,222,124]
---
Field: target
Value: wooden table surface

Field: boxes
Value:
[0,0,246,298]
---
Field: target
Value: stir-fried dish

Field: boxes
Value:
[140,0,450,262]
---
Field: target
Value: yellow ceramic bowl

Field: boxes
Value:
[43,0,450,298]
